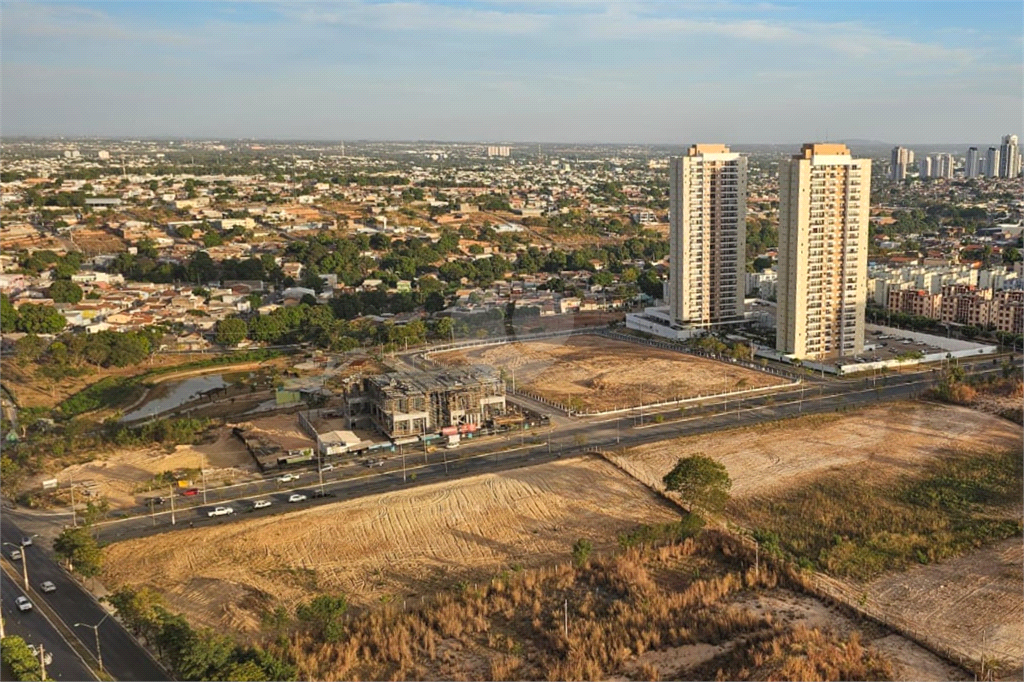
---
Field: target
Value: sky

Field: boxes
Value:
[1,1,1021,144]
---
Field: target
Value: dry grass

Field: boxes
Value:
[433,335,785,412]
[621,402,1023,498]
[101,457,680,632]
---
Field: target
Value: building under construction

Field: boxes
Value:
[347,367,507,440]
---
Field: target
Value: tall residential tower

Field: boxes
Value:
[776,144,871,361]
[668,144,747,327]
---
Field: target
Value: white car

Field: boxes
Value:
[39,581,56,594]
[288,493,307,503]
[9,549,22,561]
[319,464,334,473]
[20,537,32,547]
[15,596,32,612]
[277,473,300,483]
[207,506,234,517]
[27,645,52,665]
[252,500,272,509]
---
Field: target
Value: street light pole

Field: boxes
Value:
[169,485,176,526]
[5,538,35,590]
[75,615,108,672]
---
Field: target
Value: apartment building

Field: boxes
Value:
[887,288,942,318]
[940,285,1024,333]
[776,143,871,360]
[668,144,747,327]
[965,147,981,178]
[890,146,912,181]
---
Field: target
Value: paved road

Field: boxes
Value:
[0,520,169,681]
[88,361,1006,546]
[0,570,96,682]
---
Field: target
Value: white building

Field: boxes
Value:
[965,147,981,178]
[999,134,1021,178]
[776,143,870,361]
[986,147,1001,178]
[668,144,747,328]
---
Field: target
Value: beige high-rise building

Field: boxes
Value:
[668,144,747,327]
[776,144,871,361]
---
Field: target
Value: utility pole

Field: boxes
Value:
[37,644,45,682]
[75,616,108,672]
[69,471,77,528]
[317,449,325,496]
[639,384,644,426]
[563,598,568,638]
[169,485,176,525]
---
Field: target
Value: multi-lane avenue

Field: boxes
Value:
[0,520,169,681]
[84,359,1005,546]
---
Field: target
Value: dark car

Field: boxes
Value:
[145,496,167,505]
[311,490,335,499]
[182,488,200,497]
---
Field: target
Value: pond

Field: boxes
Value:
[120,374,228,422]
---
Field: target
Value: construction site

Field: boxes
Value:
[346,366,508,441]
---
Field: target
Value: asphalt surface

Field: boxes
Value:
[0,570,96,682]
[0,520,169,682]
[89,360,1006,546]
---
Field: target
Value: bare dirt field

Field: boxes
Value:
[862,538,1023,674]
[617,402,1023,497]
[101,456,680,633]
[433,334,786,412]
[47,427,255,508]
[233,412,316,451]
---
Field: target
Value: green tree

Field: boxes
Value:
[1,294,20,332]
[571,538,593,567]
[106,585,166,643]
[48,279,83,304]
[15,304,65,334]
[53,526,103,577]
[1,635,43,681]
[214,318,248,347]
[176,225,195,239]
[202,230,223,248]
[295,594,349,643]
[662,454,732,517]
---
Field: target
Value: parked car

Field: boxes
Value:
[288,493,307,503]
[182,488,199,497]
[207,506,234,517]
[252,500,272,509]
[15,596,32,612]
[27,644,52,665]
[277,473,300,483]
[39,581,56,594]
[9,549,22,561]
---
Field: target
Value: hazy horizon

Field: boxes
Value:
[2,1,1021,143]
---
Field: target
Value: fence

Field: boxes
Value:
[590,447,1018,679]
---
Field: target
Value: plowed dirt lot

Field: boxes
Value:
[433,335,787,411]
[101,456,679,632]
[619,402,1023,497]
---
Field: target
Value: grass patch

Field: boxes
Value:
[59,376,142,417]
[731,449,1023,581]
[617,516,705,549]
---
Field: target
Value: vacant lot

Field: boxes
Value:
[863,538,1023,674]
[434,334,786,411]
[619,402,1023,497]
[101,456,680,632]
[50,427,255,508]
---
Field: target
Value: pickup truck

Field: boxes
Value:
[207,506,234,517]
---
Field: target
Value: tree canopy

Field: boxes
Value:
[662,454,732,517]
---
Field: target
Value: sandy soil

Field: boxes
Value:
[434,335,785,412]
[618,402,1023,497]
[51,428,255,508]
[101,456,679,633]
[234,413,316,451]
[862,538,1023,673]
